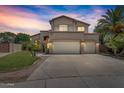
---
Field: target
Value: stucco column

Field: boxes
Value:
[96,43,99,53]
[80,41,85,54]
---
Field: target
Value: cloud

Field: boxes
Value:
[42,6,105,33]
[0,5,108,35]
[52,13,80,18]
[0,6,50,35]
[0,12,49,30]
[50,9,104,33]
[0,6,39,18]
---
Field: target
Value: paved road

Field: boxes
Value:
[1,54,124,88]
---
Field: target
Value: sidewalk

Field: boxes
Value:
[0,53,11,58]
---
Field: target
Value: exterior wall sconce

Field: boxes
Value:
[47,43,52,49]
[96,43,100,46]
[81,42,86,46]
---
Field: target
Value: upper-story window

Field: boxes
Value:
[59,25,68,31]
[77,26,85,32]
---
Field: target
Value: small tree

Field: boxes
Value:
[106,39,118,55]
[27,41,42,56]
[106,32,124,56]
[27,42,36,56]
[114,33,124,55]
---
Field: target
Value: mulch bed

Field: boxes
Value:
[0,56,48,83]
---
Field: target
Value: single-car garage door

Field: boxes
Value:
[52,41,80,54]
[84,41,96,54]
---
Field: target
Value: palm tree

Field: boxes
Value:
[98,6,124,34]
[95,6,124,55]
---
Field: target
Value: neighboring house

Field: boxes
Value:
[32,15,99,54]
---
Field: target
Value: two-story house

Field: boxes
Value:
[37,15,99,54]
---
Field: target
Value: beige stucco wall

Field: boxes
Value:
[96,43,99,53]
[50,17,89,32]
[40,31,49,41]
[40,31,49,51]
[84,34,99,43]
[49,32,99,43]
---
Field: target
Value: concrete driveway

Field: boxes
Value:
[1,54,124,88]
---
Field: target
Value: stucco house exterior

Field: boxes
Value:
[32,15,99,54]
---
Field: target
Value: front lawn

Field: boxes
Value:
[0,51,38,71]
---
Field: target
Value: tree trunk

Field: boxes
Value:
[34,51,36,56]
[114,49,117,56]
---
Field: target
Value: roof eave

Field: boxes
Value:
[49,15,90,26]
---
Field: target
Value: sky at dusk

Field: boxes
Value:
[0,5,116,35]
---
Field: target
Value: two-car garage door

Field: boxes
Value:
[52,41,96,54]
[52,41,80,54]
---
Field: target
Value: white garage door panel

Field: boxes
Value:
[84,42,96,54]
[53,41,80,54]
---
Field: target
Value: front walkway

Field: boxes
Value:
[1,54,124,88]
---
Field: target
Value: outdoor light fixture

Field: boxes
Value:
[47,43,52,49]
[81,42,86,46]
[96,43,100,46]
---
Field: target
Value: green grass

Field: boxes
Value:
[0,51,38,71]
